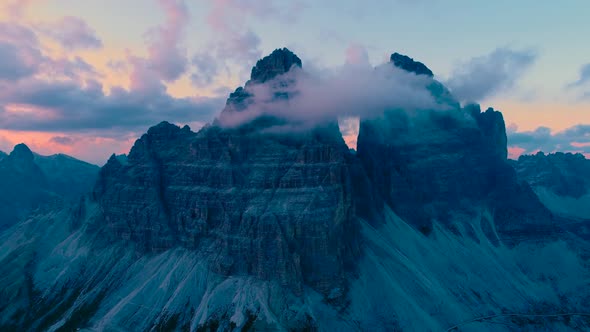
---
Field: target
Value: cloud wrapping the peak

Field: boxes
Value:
[218,62,448,128]
[446,48,537,103]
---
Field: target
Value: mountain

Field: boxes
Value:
[0,144,99,230]
[512,152,590,219]
[1,49,589,331]
[34,152,101,200]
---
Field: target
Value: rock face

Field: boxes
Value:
[34,152,101,199]
[357,54,553,240]
[222,48,302,115]
[390,52,434,77]
[0,144,99,230]
[250,47,302,83]
[511,152,590,219]
[512,152,590,198]
[93,50,359,297]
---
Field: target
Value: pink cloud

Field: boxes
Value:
[191,0,307,84]
[345,44,370,67]
[143,0,190,82]
[3,0,42,19]
[36,16,103,50]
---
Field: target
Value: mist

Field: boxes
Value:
[217,60,453,130]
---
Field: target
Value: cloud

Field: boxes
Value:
[345,44,370,67]
[49,136,74,146]
[218,60,446,128]
[446,48,537,103]
[508,124,590,156]
[0,19,225,134]
[3,0,41,19]
[0,41,42,80]
[0,0,227,164]
[567,63,590,88]
[0,77,224,132]
[143,0,190,82]
[191,52,222,87]
[0,23,99,83]
[37,16,103,50]
[338,116,360,149]
[48,56,102,81]
[191,0,306,84]
[0,23,44,80]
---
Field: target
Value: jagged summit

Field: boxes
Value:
[250,47,302,83]
[390,52,434,77]
[220,48,302,118]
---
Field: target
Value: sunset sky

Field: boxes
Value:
[0,0,589,164]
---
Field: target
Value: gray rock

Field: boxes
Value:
[356,57,554,242]
[390,52,434,77]
[94,121,360,297]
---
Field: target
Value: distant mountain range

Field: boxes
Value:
[0,49,589,331]
[0,143,99,230]
[512,152,590,219]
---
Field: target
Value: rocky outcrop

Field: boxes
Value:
[222,48,302,115]
[251,48,302,83]
[357,54,554,241]
[390,52,433,77]
[93,51,359,298]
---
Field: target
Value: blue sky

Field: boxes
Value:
[1,0,589,163]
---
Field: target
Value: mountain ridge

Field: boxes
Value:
[0,143,99,230]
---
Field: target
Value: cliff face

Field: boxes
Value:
[511,152,590,219]
[93,50,359,297]
[356,55,553,241]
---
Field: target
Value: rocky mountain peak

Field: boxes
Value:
[9,143,35,163]
[220,48,303,119]
[250,48,302,83]
[390,52,434,77]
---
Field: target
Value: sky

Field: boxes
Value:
[0,0,589,164]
